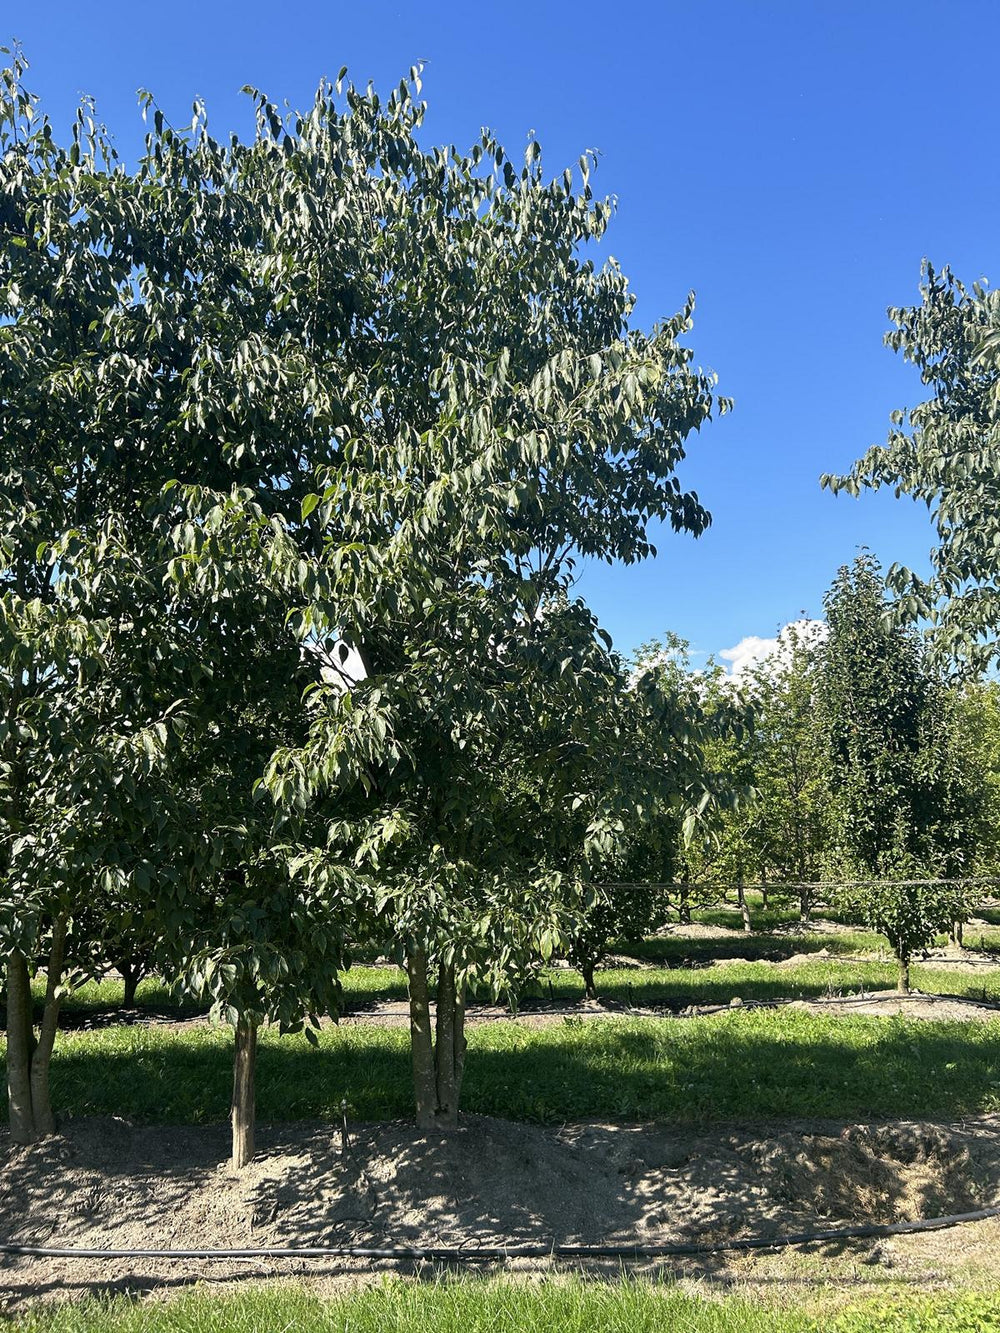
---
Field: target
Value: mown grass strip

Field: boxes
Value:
[7,1278,1000,1333]
[3,1010,1000,1126]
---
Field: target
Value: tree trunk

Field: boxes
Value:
[406,948,437,1130]
[678,881,691,925]
[799,885,811,923]
[121,964,142,1009]
[434,962,460,1129]
[6,917,67,1145]
[737,880,752,934]
[30,916,67,1137]
[453,982,467,1109]
[405,951,466,1130]
[581,960,597,1000]
[951,920,964,948]
[231,1016,257,1170]
[897,953,911,995]
[6,950,37,1146]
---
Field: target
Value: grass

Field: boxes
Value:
[7,1280,1000,1332]
[37,953,1000,1022]
[4,1008,1000,1125]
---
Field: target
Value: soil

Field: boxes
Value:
[2,1113,1000,1310]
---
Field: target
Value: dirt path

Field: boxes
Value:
[3,1113,1000,1310]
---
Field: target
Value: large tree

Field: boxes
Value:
[0,48,355,1151]
[251,71,731,1126]
[2,49,730,1140]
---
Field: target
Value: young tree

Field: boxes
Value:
[742,622,828,920]
[816,553,976,989]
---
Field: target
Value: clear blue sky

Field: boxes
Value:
[11,1,1000,660]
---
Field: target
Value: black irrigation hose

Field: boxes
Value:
[5,1204,1000,1263]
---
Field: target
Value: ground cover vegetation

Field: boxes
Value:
[8,1278,1000,1333]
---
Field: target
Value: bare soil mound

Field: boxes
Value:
[2,1113,1000,1308]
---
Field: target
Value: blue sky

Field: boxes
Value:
[11,1,1000,662]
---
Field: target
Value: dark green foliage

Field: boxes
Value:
[815,554,982,983]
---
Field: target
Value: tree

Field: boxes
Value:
[742,622,828,920]
[0,49,355,1154]
[1,50,730,1139]
[252,71,731,1126]
[815,553,973,990]
[822,262,1000,672]
[550,633,745,998]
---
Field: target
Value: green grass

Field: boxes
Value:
[37,951,1000,1023]
[5,1008,1000,1125]
[545,959,1000,1007]
[6,1280,1000,1333]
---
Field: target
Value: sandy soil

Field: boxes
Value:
[3,1114,1000,1310]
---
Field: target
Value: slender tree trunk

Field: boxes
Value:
[737,879,752,935]
[897,953,911,996]
[453,982,467,1109]
[951,920,964,948]
[581,960,597,1000]
[800,886,811,924]
[30,915,67,1137]
[406,948,437,1130]
[6,949,36,1146]
[231,1016,257,1170]
[678,881,691,926]
[434,962,459,1129]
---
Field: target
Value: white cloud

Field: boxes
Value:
[719,619,826,679]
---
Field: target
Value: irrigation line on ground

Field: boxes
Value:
[5,1204,1000,1263]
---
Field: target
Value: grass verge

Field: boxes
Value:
[6,1279,1000,1332]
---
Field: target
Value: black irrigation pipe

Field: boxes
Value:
[5,1204,1000,1263]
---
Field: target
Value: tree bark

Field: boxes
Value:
[121,963,142,1009]
[6,916,67,1144]
[30,915,67,1137]
[453,982,467,1109]
[581,960,597,1000]
[6,950,36,1145]
[434,962,459,1129]
[951,920,964,948]
[897,953,911,995]
[737,880,752,934]
[678,881,691,925]
[406,948,437,1130]
[800,886,811,924]
[231,1016,257,1170]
